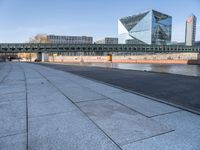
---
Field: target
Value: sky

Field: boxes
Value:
[0,0,199,43]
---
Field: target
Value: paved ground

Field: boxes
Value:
[38,63,200,114]
[0,62,200,150]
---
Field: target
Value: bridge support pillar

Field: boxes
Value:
[42,52,49,62]
[36,52,49,62]
[198,53,200,60]
[37,52,42,62]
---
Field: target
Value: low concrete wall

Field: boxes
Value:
[113,53,199,60]
[112,59,189,64]
[49,56,109,63]
[48,53,200,64]
[187,60,200,65]
[198,53,200,60]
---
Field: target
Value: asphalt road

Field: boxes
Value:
[37,63,200,114]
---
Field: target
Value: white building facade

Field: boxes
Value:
[47,35,93,44]
[95,38,118,44]
[185,15,197,46]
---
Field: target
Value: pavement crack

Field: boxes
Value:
[0,132,27,139]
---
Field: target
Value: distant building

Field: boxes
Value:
[118,9,172,45]
[169,41,179,45]
[47,35,93,44]
[195,41,200,46]
[125,39,146,45]
[95,38,118,44]
[185,15,197,46]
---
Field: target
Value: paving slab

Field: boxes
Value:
[87,84,125,97]
[0,100,26,118]
[0,64,10,81]
[1,80,25,85]
[30,66,67,78]
[0,81,25,88]
[0,83,25,95]
[0,92,26,102]
[27,80,58,96]
[0,134,26,150]
[57,86,106,102]
[4,66,24,81]
[47,77,81,88]
[0,100,26,137]
[122,111,200,150]
[24,69,78,117]
[77,99,172,146]
[28,90,63,102]
[24,70,44,79]
[69,74,104,85]
[28,92,77,118]
[28,111,120,150]
[107,92,179,117]
[27,84,55,95]
[71,78,125,97]
[26,76,49,84]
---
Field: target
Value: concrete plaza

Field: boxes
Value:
[0,62,199,150]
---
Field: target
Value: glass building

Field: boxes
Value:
[185,14,197,46]
[118,10,172,45]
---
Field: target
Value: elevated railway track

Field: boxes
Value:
[0,43,200,53]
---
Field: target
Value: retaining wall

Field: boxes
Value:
[113,53,199,60]
[49,56,108,63]
[48,53,200,65]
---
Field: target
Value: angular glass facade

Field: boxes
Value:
[118,10,172,45]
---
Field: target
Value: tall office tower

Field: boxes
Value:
[185,15,197,46]
[118,9,172,45]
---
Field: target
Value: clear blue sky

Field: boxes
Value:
[0,0,199,43]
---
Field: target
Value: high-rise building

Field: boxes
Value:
[95,37,118,44]
[185,15,197,46]
[47,35,93,44]
[118,10,172,45]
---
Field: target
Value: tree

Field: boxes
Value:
[18,34,49,61]
[29,34,48,43]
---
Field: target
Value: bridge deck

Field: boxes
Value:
[0,43,200,53]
